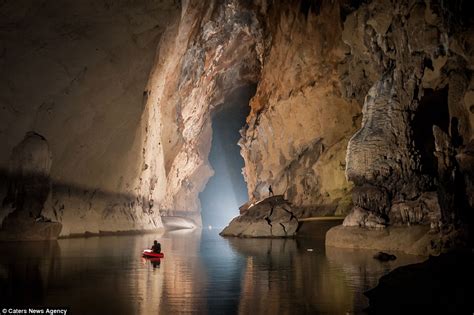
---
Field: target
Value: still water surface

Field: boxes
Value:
[0,223,423,314]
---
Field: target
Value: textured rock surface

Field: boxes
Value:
[1,0,473,243]
[139,1,363,227]
[1,132,52,220]
[342,206,387,229]
[136,0,263,226]
[0,132,62,240]
[220,195,298,237]
[240,2,360,216]
[327,0,474,251]
[0,0,180,235]
[326,224,469,256]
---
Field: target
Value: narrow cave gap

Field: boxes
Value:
[299,0,322,17]
[412,87,450,177]
[339,0,369,22]
[450,117,464,147]
[199,85,256,228]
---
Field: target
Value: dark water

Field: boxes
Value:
[0,223,424,314]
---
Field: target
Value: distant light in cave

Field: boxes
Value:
[199,85,256,228]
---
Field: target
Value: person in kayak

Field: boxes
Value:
[151,240,161,254]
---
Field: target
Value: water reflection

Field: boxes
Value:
[158,229,207,314]
[0,224,424,314]
[0,241,59,306]
[228,237,424,314]
[142,257,161,269]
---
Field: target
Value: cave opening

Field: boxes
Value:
[199,85,256,228]
[412,87,450,177]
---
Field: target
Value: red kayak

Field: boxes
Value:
[142,249,164,258]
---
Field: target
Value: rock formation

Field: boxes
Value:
[327,0,474,255]
[0,0,180,236]
[0,132,61,240]
[240,1,361,216]
[220,195,298,237]
[136,0,263,228]
[0,0,473,246]
[137,0,363,231]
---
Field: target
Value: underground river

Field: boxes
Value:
[0,222,424,314]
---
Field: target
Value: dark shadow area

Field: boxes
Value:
[450,116,464,147]
[365,250,474,315]
[300,0,322,17]
[199,85,256,228]
[412,87,449,177]
[0,241,60,306]
[0,234,159,314]
[0,169,167,239]
[0,169,144,211]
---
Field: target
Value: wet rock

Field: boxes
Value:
[326,224,469,256]
[373,252,396,261]
[220,196,298,237]
[343,207,387,229]
[388,192,442,227]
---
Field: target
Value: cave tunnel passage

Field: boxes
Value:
[199,85,256,228]
[412,87,450,177]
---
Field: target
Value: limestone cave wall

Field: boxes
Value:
[1,0,473,238]
[341,0,474,231]
[136,0,263,226]
[0,0,180,236]
[241,1,361,216]
[139,1,365,225]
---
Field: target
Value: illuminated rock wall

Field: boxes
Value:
[240,2,361,215]
[140,1,362,225]
[327,0,474,254]
[136,0,263,225]
[0,0,180,235]
[1,0,472,239]
[340,0,474,229]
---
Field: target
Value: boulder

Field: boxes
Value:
[220,195,299,237]
[343,206,387,228]
[326,224,469,256]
